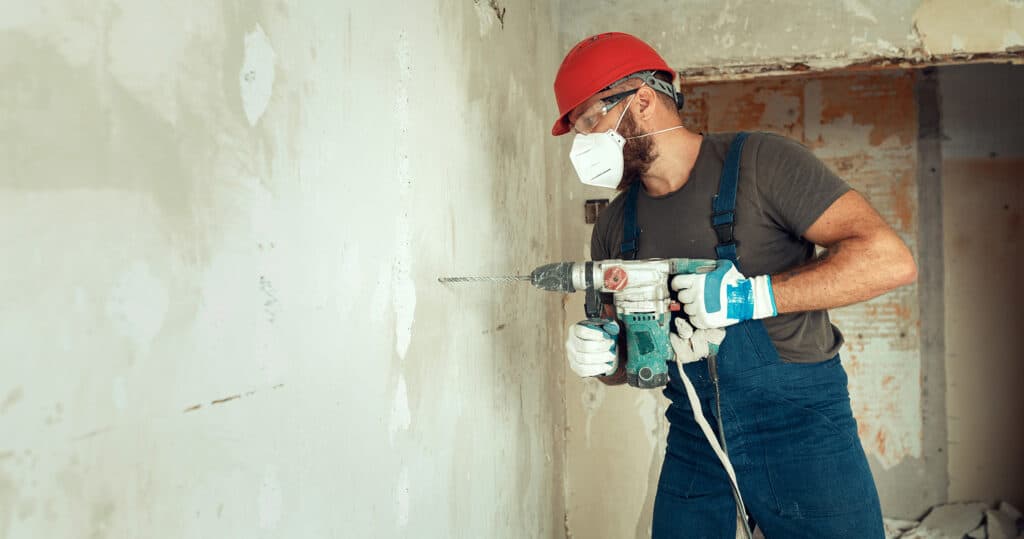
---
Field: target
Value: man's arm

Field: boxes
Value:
[770,190,917,313]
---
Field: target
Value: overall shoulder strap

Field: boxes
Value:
[620,181,641,260]
[712,132,749,263]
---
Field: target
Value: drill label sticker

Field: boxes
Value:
[603,266,629,291]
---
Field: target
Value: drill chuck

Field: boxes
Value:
[530,262,581,293]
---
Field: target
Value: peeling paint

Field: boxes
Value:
[240,24,276,127]
[392,31,416,363]
[915,0,1024,56]
[567,0,1023,84]
[843,0,880,23]
[1004,29,1024,49]
[389,375,411,445]
[677,52,1024,83]
[473,0,506,34]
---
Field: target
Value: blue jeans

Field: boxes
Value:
[653,320,884,538]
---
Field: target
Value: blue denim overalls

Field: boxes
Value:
[620,133,885,538]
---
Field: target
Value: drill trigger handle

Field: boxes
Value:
[582,261,604,320]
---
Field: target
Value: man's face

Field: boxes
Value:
[567,85,657,189]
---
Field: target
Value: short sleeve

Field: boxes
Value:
[753,133,851,238]
[590,225,606,261]
[590,205,617,306]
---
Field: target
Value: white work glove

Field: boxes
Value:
[669,318,726,364]
[565,319,620,378]
[670,260,777,329]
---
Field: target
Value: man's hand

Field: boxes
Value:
[671,260,777,329]
[565,319,620,378]
[670,318,726,364]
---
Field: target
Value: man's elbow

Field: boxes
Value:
[890,243,918,288]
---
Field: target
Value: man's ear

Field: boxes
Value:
[635,85,659,123]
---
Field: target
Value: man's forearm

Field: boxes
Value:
[770,232,917,314]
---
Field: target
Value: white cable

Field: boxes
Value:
[674,355,751,538]
[627,125,684,140]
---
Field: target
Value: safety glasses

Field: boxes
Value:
[571,88,640,135]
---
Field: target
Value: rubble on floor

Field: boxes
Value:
[885,501,1024,539]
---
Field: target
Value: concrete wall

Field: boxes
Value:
[0,1,569,538]
[939,63,1024,509]
[560,0,1024,76]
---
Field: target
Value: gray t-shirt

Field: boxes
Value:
[591,132,850,363]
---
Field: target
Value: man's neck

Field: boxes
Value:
[641,129,703,197]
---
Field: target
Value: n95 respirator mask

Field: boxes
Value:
[569,129,627,189]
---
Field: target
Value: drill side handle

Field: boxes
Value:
[584,285,603,320]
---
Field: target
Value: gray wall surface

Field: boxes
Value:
[939,63,1024,509]
[0,1,568,537]
[2,1,1023,538]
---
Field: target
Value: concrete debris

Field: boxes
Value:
[887,518,921,538]
[887,500,1024,539]
[901,502,988,539]
[985,509,1016,539]
[999,502,1022,521]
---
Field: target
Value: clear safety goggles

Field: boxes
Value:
[570,70,682,135]
[570,88,640,135]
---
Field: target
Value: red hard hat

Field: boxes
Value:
[551,32,675,136]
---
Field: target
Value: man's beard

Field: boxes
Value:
[616,111,657,191]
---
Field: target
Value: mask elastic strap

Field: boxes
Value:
[614,83,683,140]
[612,92,638,133]
[627,125,684,140]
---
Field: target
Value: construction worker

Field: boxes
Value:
[557,33,917,538]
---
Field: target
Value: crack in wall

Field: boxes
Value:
[474,0,506,29]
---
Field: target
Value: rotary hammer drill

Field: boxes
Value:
[529,258,716,388]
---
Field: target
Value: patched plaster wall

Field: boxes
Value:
[0,1,567,537]
[560,0,1024,77]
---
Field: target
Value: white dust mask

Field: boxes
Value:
[568,94,635,189]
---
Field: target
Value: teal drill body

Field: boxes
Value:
[529,258,716,388]
[617,312,673,387]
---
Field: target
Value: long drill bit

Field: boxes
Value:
[437,275,531,284]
